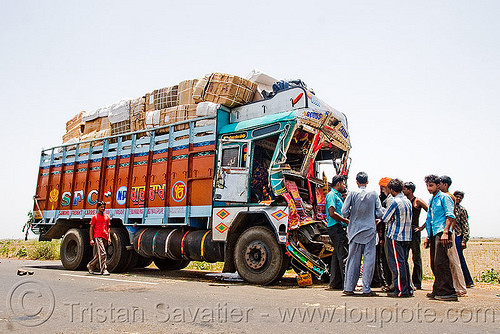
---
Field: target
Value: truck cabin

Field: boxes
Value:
[215,107,350,216]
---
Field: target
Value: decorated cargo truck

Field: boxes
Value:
[32,85,351,285]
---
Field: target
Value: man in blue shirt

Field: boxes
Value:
[424,174,457,301]
[382,179,413,297]
[325,175,349,290]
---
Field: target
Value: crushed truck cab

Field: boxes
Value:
[32,85,351,285]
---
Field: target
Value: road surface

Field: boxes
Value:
[1,259,499,333]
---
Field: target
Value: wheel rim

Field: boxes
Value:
[107,242,115,258]
[244,241,269,270]
[66,239,78,261]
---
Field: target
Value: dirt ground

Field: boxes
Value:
[420,239,500,284]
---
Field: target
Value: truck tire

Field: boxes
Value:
[234,226,287,285]
[153,258,190,271]
[106,227,131,273]
[124,251,139,271]
[271,250,290,285]
[60,228,92,271]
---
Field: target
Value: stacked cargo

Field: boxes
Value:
[62,111,84,143]
[177,79,198,105]
[130,96,146,132]
[61,72,263,144]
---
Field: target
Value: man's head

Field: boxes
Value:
[387,178,403,196]
[424,174,440,195]
[332,175,346,192]
[379,177,392,196]
[438,175,452,192]
[340,188,348,200]
[402,181,415,198]
[356,172,368,186]
[97,201,106,214]
[453,190,465,204]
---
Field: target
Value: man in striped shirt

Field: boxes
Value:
[382,179,413,297]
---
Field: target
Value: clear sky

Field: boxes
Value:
[1,1,498,239]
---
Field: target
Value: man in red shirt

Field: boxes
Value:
[87,201,111,275]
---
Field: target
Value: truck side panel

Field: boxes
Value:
[33,117,218,228]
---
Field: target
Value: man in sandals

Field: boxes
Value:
[424,175,457,301]
[342,172,384,296]
[382,179,413,298]
[87,201,111,275]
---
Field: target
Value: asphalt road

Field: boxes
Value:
[1,259,499,334]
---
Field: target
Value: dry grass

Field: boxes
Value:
[0,239,60,260]
[420,238,500,282]
[185,261,224,271]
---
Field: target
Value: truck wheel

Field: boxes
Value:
[234,226,287,285]
[106,227,131,273]
[124,251,139,271]
[60,228,92,271]
[153,258,190,271]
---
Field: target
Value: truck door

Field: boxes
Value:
[214,140,251,203]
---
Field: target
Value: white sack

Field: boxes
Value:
[246,69,278,93]
[82,105,110,122]
[145,110,160,129]
[108,99,131,124]
[196,102,219,117]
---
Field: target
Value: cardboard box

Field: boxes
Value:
[203,73,257,108]
[193,75,209,103]
[177,79,198,105]
[66,111,84,132]
[154,85,178,110]
[79,129,112,148]
[82,118,102,135]
[100,116,111,131]
[145,92,155,112]
[130,96,145,114]
[159,107,178,127]
[158,105,198,131]
[82,116,110,135]
[176,104,198,130]
[79,131,96,148]
[130,96,146,132]
[62,125,82,143]
[145,110,161,129]
[111,120,131,136]
[130,111,145,132]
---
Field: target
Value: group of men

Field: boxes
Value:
[325,172,472,301]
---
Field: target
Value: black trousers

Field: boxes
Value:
[410,229,422,289]
[371,243,388,287]
[386,238,412,296]
[430,233,456,296]
[328,224,348,289]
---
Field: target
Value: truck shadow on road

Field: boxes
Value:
[22,263,66,270]
[124,267,318,289]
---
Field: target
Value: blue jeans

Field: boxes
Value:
[455,235,473,286]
